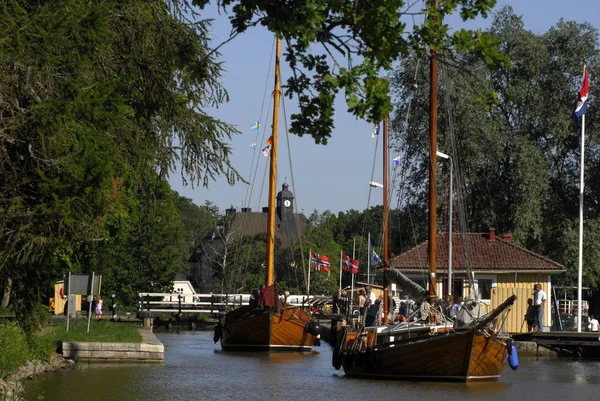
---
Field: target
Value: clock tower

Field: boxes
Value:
[276,183,294,221]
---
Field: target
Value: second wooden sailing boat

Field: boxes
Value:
[217,38,319,352]
[333,30,517,381]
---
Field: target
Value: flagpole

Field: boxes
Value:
[577,112,585,333]
[308,249,311,296]
[339,249,343,290]
[352,238,356,311]
[368,232,371,284]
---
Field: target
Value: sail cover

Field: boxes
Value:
[384,268,427,300]
[453,298,484,329]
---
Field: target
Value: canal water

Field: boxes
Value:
[24,331,600,401]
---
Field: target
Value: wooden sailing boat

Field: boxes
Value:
[217,38,319,352]
[333,31,517,382]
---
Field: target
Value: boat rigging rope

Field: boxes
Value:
[440,55,477,297]
[281,94,308,292]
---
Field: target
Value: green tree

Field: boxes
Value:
[173,197,220,259]
[211,0,507,143]
[391,6,600,289]
[0,0,235,330]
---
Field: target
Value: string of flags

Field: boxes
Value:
[369,121,401,165]
[371,123,380,138]
[250,121,260,130]
[262,136,273,157]
[410,80,419,92]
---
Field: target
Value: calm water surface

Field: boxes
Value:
[24,331,600,401]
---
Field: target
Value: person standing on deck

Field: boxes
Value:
[364,285,376,305]
[534,284,547,332]
[358,289,367,319]
[588,314,599,332]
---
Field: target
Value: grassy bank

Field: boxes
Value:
[0,322,54,379]
[54,319,142,343]
[0,319,141,379]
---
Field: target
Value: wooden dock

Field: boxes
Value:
[514,331,600,357]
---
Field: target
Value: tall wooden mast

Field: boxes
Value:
[265,38,281,287]
[427,1,438,304]
[382,118,389,324]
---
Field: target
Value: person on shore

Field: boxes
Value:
[332,288,341,314]
[95,297,103,320]
[588,314,599,332]
[525,298,536,332]
[534,284,547,331]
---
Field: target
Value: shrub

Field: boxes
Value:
[0,322,30,379]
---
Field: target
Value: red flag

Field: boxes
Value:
[350,257,360,274]
[310,251,331,272]
[341,252,359,274]
[341,252,351,272]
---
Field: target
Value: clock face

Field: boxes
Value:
[284,200,291,207]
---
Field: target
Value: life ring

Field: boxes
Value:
[59,287,64,298]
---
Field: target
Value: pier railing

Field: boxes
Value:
[137,292,331,317]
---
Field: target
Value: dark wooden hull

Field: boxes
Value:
[340,328,509,382]
[220,305,314,352]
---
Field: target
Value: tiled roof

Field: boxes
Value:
[229,211,307,247]
[390,231,564,273]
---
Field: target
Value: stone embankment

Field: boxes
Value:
[0,354,74,400]
[61,328,164,361]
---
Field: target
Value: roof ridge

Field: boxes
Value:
[496,237,564,268]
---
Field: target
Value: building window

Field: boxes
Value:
[474,275,496,304]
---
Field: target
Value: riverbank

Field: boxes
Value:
[0,353,74,400]
[0,319,163,400]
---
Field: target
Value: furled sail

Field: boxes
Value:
[384,268,427,300]
[452,299,484,329]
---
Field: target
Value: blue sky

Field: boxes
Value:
[169,0,600,215]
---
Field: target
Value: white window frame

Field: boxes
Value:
[473,275,497,305]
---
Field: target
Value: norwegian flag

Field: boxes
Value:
[341,252,360,274]
[310,251,331,272]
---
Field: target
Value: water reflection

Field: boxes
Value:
[23,332,600,401]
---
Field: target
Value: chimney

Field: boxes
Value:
[262,207,269,213]
[489,227,496,241]
[502,233,513,242]
[241,207,251,213]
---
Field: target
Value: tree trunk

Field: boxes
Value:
[1,278,12,309]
